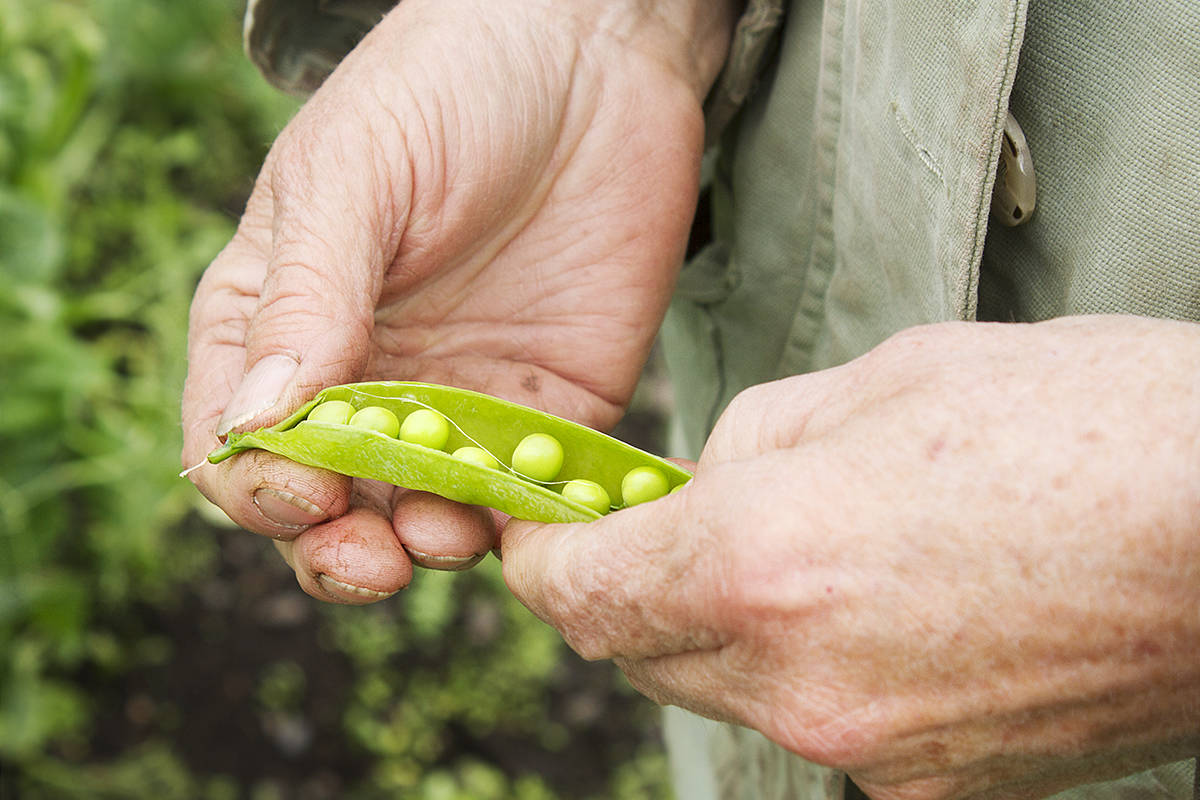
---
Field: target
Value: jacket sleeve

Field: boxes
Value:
[244,0,399,95]
[704,0,786,146]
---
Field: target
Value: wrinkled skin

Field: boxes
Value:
[181,0,733,600]
[504,317,1200,800]
[183,0,1200,797]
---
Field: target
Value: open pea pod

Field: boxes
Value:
[206,381,691,524]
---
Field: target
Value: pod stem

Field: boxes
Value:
[206,437,243,464]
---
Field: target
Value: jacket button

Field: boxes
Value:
[991,111,1036,226]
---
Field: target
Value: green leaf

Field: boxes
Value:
[0,190,64,282]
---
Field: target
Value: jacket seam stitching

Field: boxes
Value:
[774,0,846,380]
[963,0,1029,320]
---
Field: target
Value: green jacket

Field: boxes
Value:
[245,1,1200,797]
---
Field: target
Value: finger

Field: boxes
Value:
[392,490,497,571]
[181,205,356,539]
[285,505,413,604]
[214,113,411,438]
[500,492,728,661]
[196,449,351,541]
[615,651,748,726]
[181,191,273,472]
[700,365,863,468]
[616,647,837,767]
[185,106,410,537]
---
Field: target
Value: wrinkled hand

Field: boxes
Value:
[181,0,734,602]
[504,317,1200,800]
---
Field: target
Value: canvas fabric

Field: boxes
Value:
[664,1,1200,798]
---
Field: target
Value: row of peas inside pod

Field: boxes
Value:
[304,400,675,515]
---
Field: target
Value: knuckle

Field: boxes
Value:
[254,279,326,321]
[870,326,928,367]
[872,321,963,363]
[705,389,765,460]
[618,664,670,706]
[268,124,319,193]
[719,383,769,429]
[764,691,893,771]
[556,555,623,661]
[562,629,613,662]
[538,533,669,662]
[511,542,602,657]
[719,386,754,420]
[715,516,792,616]
[544,591,611,661]
[213,452,330,538]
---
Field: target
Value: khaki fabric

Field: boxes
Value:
[704,0,787,147]
[663,0,1200,799]
[977,0,1200,323]
[664,0,1029,448]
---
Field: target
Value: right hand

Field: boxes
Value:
[180,0,736,603]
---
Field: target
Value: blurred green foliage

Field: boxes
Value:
[0,0,671,797]
[1,0,293,766]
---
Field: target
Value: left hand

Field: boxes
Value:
[502,316,1200,800]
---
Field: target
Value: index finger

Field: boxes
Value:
[180,179,273,472]
[180,198,353,539]
[499,487,727,662]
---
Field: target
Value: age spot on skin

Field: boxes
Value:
[1132,638,1163,658]
[921,738,949,768]
[521,373,542,394]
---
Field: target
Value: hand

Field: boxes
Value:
[181,0,737,603]
[503,316,1200,800]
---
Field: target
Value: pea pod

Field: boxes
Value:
[206,381,691,524]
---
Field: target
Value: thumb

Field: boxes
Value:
[500,495,725,661]
[215,130,407,436]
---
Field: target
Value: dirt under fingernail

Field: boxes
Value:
[254,488,326,528]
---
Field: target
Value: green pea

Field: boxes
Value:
[561,479,611,515]
[349,405,400,438]
[307,399,355,425]
[208,381,693,525]
[621,466,669,506]
[511,432,564,483]
[452,446,500,471]
[400,408,451,450]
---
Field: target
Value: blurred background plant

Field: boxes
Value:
[0,0,672,796]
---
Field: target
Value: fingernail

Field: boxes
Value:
[316,574,397,601]
[216,354,299,436]
[253,488,326,528]
[404,547,487,572]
